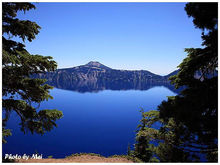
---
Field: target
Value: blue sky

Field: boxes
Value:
[16,2,203,75]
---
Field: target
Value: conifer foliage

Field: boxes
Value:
[2,3,63,143]
[134,109,154,162]
[135,3,218,162]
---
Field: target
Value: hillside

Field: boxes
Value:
[34,61,178,92]
[36,61,169,83]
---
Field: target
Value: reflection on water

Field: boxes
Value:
[48,79,181,93]
[3,86,177,158]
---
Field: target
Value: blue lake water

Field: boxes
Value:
[3,86,176,158]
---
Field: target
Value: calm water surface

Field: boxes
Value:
[3,86,176,158]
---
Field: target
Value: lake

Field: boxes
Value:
[3,86,176,158]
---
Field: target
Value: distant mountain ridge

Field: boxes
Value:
[60,61,176,76]
[37,61,177,81]
[34,61,179,92]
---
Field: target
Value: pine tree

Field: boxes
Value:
[2,2,63,143]
[160,3,218,161]
[134,3,217,162]
[134,109,154,162]
[127,143,131,156]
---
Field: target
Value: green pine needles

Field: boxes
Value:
[2,2,63,143]
[134,3,218,162]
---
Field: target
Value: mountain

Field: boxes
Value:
[164,69,179,79]
[84,61,112,70]
[34,61,178,92]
